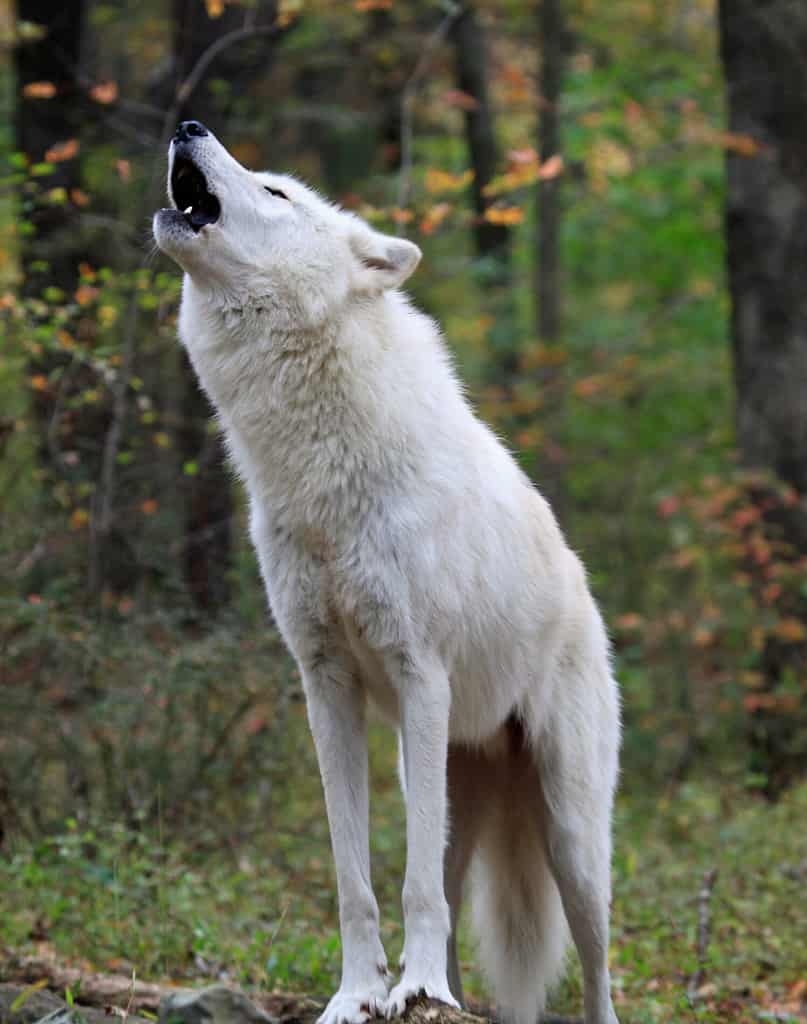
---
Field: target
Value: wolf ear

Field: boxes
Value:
[349,227,422,291]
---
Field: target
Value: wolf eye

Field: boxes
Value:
[264,186,289,200]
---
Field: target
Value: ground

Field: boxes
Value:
[1,739,805,1024]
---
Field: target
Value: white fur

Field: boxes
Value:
[154,128,621,1024]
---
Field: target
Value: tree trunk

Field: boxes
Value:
[534,0,566,517]
[452,3,510,269]
[15,1,88,470]
[537,0,562,342]
[720,0,807,503]
[170,0,255,613]
[719,0,807,795]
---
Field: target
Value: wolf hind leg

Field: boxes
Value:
[535,645,621,1024]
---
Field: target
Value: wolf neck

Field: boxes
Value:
[179,280,419,529]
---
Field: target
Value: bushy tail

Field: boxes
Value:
[469,788,570,1024]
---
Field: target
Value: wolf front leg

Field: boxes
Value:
[304,661,390,1024]
[385,653,458,1018]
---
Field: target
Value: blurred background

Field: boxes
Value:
[1,1,805,1020]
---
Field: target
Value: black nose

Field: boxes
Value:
[174,120,208,143]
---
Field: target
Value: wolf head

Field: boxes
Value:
[153,122,421,325]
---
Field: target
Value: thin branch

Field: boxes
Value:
[88,294,141,593]
[396,0,462,223]
[688,867,718,1000]
[165,21,285,135]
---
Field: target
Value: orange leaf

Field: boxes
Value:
[141,499,159,516]
[538,154,564,180]
[443,89,479,112]
[29,375,48,391]
[483,205,524,226]
[23,81,57,99]
[71,188,91,207]
[45,138,79,163]
[773,618,806,643]
[574,375,606,398]
[389,207,414,225]
[70,508,89,531]
[718,132,764,157]
[353,0,392,9]
[116,159,131,183]
[75,284,99,306]
[419,202,451,236]
[507,147,539,166]
[89,80,119,105]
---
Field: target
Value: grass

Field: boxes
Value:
[1,711,805,1023]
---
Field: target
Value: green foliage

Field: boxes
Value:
[1,0,805,1015]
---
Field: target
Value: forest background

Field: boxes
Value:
[1,2,806,1022]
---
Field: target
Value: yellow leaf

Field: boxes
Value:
[483,205,524,226]
[424,168,474,195]
[70,508,89,531]
[99,305,118,327]
[29,374,48,391]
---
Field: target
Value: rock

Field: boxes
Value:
[0,983,149,1024]
[158,987,279,1024]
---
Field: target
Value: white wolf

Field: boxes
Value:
[154,121,621,1024]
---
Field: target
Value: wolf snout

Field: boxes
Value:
[174,120,209,144]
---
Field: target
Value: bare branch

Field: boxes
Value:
[396,1,462,224]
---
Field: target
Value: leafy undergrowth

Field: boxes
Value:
[1,737,804,1024]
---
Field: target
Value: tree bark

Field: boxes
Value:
[170,0,260,613]
[452,3,510,269]
[719,0,807,795]
[719,0,807,505]
[537,0,562,342]
[15,2,88,473]
[534,0,566,517]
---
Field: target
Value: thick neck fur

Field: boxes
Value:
[178,277,447,533]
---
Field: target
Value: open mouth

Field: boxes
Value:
[171,156,221,232]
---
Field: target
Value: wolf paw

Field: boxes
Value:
[318,987,387,1024]
[384,977,459,1019]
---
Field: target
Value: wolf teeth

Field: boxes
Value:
[184,206,193,215]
